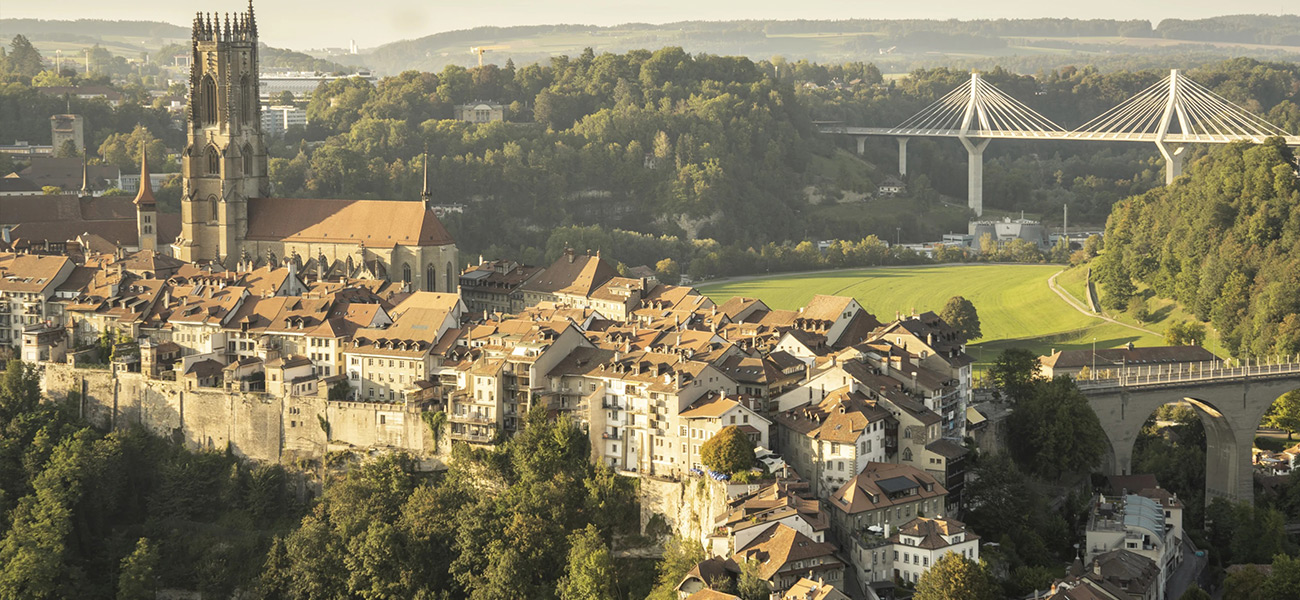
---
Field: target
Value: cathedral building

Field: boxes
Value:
[172,1,459,292]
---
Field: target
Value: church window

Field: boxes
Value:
[200,74,217,125]
[445,262,453,292]
[402,264,411,284]
[425,265,434,292]
[211,198,219,222]
[240,75,254,123]
[242,143,254,176]
[206,146,220,175]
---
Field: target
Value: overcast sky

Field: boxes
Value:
[7,1,1298,49]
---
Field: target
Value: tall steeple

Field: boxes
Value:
[421,146,433,210]
[78,154,92,198]
[133,142,155,208]
[135,142,157,252]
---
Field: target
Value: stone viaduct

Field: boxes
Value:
[1080,361,1300,504]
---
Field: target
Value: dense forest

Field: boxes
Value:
[0,357,650,600]
[6,30,1300,279]
[1096,139,1300,359]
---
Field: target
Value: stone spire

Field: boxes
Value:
[133,142,155,208]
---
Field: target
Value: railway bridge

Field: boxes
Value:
[1076,359,1300,504]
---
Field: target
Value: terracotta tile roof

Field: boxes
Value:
[733,523,842,581]
[244,197,454,248]
[0,253,72,294]
[782,578,850,600]
[828,462,946,515]
[1041,345,1219,369]
[888,517,977,550]
[686,590,741,600]
[774,388,890,444]
[718,296,769,320]
[522,250,618,296]
[800,295,854,322]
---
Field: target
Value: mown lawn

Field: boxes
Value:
[698,264,1165,371]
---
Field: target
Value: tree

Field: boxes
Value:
[940,296,982,340]
[1128,296,1150,323]
[988,348,1043,401]
[914,553,997,600]
[1264,391,1300,439]
[1082,234,1102,258]
[1007,378,1106,477]
[558,525,617,600]
[98,125,167,171]
[5,35,44,81]
[655,258,681,284]
[55,140,80,158]
[647,537,706,600]
[700,426,755,475]
[735,558,770,600]
[0,360,41,425]
[1178,584,1211,600]
[117,538,159,600]
[1165,321,1207,346]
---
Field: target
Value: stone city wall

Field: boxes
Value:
[39,362,437,465]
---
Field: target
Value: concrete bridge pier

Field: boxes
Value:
[896,137,909,176]
[1156,140,1186,185]
[959,137,989,216]
[856,136,867,155]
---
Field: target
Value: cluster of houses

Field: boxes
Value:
[2,237,1198,599]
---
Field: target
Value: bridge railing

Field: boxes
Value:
[1075,356,1300,391]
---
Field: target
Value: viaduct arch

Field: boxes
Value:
[1080,367,1300,504]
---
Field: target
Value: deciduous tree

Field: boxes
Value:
[940,295,982,340]
[914,553,997,600]
[700,426,755,475]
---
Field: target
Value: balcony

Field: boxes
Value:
[448,430,494,443]
[602,431,623,441]
[449,413,496,425]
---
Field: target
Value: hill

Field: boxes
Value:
[357,15,1300,75]
[697,264,1165,368]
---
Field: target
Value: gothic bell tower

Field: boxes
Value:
[175,1,268,265]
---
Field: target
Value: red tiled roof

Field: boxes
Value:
[245,197,454,247]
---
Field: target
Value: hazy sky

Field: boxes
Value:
[7,1,1298,49]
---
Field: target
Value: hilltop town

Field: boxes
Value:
[5,1,1300,599]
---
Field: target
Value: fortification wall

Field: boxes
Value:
[39,363,439,465]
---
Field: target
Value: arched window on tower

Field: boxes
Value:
[445,262,453,292]
[402,264,411,284]
[200,74,217,125]
[210,196,219,222]
[242,143,254,176]
[240,75,254,124]
[206,146,220,175]
[425,265,435,292]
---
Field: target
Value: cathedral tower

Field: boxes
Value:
[175,1,268,265]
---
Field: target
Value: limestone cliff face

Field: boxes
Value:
[639,475,731,551]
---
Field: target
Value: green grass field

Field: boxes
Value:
[698,264,1165,372]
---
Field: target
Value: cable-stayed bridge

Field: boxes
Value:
[819,69,1300,215]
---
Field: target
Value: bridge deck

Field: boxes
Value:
[818,126,1300,145]
[1076,360,1300,392]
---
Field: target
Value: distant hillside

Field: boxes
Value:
[358,15,1300,75]
[0,19,189,41]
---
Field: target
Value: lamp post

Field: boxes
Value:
[896,227,901,247]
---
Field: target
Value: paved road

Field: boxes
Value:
[1165,537,1207,600]
[1046,268,1159,338]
